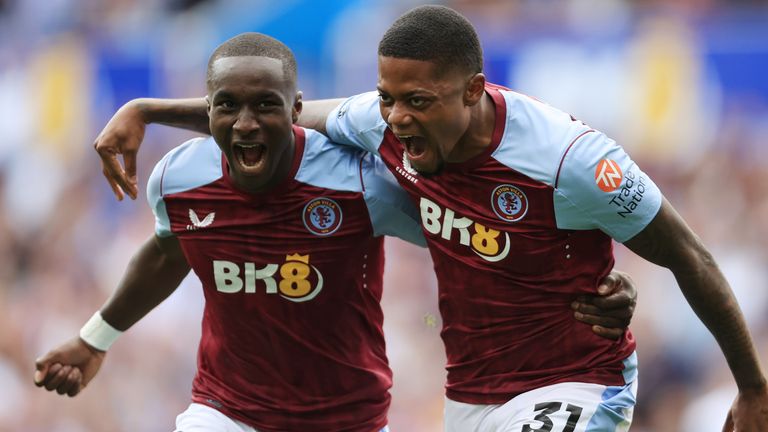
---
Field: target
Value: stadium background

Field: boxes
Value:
[1,0,767,430]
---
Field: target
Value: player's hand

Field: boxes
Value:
[722,384,768,431]
[34,337,106,397]
[571,270,637,340]
[94,100,146,201]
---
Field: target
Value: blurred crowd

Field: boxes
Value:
[1,0,767,431]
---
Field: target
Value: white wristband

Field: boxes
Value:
[79,312,123,351]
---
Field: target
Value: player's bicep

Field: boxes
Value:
[623,198,704,270]
[298,98,347,135]
[325,91,387,155]
[554,131,662,242]
[152,234,189,269]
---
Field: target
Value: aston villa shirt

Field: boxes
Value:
[326,86,663,404]
[147,126,424,431]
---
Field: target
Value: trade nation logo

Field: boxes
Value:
[595,159,623,192]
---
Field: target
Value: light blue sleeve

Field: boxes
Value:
[553,131,663,242]
[146,154,173,238]
[325,91,387,156]
[361,153,426,247]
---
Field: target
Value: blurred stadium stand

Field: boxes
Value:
[1,1,767,431]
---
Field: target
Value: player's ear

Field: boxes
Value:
[292,91,303,124]
[463,73,486,107]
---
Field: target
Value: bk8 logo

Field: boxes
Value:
[213,253,323,302]
[419,197,510,263]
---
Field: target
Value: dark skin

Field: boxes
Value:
[34,234,190,396]
[34,55,304,397]
[93,56,768,429]
[91,100,638,341]
[375,55,767,430]
[206,56,301,193]
[623,199,768,431]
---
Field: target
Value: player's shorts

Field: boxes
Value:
[173,402,391,432]
[444,352,638,432]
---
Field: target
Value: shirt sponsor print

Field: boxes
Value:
[395,151,419,184]
[303,198,343,236]
[607,170,648,218]
[213,253,324,302]
[420,197,510,263]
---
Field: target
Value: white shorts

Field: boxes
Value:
[444,353,638,432]
[173,402,391,432]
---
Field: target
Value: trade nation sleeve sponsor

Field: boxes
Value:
[553,130,663,243]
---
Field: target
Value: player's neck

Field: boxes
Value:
[451,91,496,162]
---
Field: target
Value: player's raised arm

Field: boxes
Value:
[94,97,209,201]
[34,234,190,397]
[299,98,346,134]
[95,97,347,201]
[622,198,768,431]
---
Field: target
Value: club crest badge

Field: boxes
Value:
[303,198,343,236]
[491,184,528,222]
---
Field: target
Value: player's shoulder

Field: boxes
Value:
[497,87,589,145]
[149,136,223,197]
[295,126,366,193]
[491,86,595,187]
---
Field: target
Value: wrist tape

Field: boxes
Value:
[79,311,122,351]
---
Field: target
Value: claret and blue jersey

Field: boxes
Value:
[326,84,663,405]
[146,125,424,432]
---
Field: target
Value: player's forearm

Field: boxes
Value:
[672,254,767,391]
[624,199,767,391]
[297,98,346,135]
[131,97,210,135]
[100,235,190,331]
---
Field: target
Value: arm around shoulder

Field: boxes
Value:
[95,97,209,201]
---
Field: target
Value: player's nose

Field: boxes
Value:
[233,107,260,136]
[385,102,413,130]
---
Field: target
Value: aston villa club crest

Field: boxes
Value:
[491,184,528,222]
[303,198,343,236]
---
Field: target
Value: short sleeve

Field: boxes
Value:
[146,155,173,238]
[361,153,426,247]
[326,91,387,155]
[553,131,663,242]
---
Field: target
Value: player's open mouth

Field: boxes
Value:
[233,143,267,173]
[398,135,428,161]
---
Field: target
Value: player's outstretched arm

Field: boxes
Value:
[571,270,636,340]
[94,98,209,201]
[623,198,768,431]
[298,98,346,134]
[34,234,190,397]
[95,97,347,201]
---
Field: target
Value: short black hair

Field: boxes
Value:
[206,32,297,88]
[378,5,483,76]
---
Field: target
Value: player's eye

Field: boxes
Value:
[218,100,236,110]
[256,100,282,112]
[378,93,393,105]
[410,97,426,108]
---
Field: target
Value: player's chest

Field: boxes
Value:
[380,143,572,262]
[162,183,371,243]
